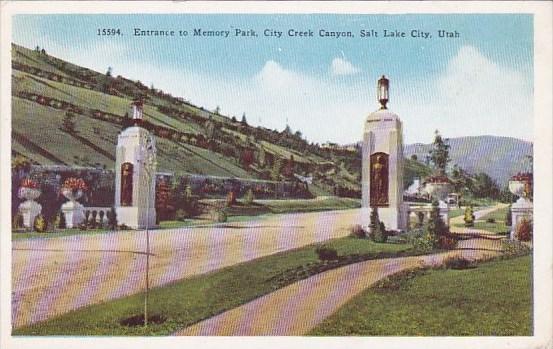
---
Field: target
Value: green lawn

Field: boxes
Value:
[12,227,114,241]
[310,255,532,336]
[262,197,360,214]
[14,237,413,336]
[454,206,511,234]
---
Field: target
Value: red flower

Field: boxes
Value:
[20,179,39,189]
[62,177,88,192]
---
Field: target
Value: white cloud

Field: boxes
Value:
[330,57,360,76]
[392,46,533,140]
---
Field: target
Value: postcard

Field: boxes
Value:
[1,1,551,349]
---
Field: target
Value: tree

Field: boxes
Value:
[106,66,113,77]
[62,111,76,133]
[241,113,248,125]
[471,172,500,199]
[214,106,220,115]
[107,207,118,230]
[283,124,292,135]
[368,207,387,242]
[410,154,418,161]
[505,206,512,227]
[464,205,475,227]
[271,157,284,181]
[429,130,450,175]
[425,200,448,245]
[243,188,255,205]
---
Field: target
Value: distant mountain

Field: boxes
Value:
[405,136,533,186]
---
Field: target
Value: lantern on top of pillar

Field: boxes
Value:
[377,75,389,109]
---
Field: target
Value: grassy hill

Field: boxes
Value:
[11,43,365,195]
[18,43,509,195]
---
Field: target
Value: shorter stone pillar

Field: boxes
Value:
[61,201,84,228]
[19,200,42,229]
[510,200,533,240]
[439,201,450,227]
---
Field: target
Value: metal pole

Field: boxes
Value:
[144,179,150,327]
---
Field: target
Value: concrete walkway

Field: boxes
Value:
[176,205,507,336]
[12,208,362,329]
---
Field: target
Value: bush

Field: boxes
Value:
[437,234,458,250]
[411,232,435,252]
[464,206,475,227]
[211,208,227,223]
[98,210,105,228]
[370,221,388,243]
[57,211,66,229]
[501,240,532,257]
[107,207,117,230]
[12,213,24,230]
[84,210,91,227]
[505,206,512,227]
[33,214,48,232]
[175,209,188,221]
[349,224,366,239]
[486,218,496,223]
[226,191,236,207]
[243,188,255,205]
[91,210,98,228]
[442,256,474,270]
[515,218,532,241]
[315,244,338,261]
[368,207,388,243]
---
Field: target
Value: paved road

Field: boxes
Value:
[12,208,363,329]
[175,205,507,336]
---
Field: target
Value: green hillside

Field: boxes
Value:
[11,43,365,195]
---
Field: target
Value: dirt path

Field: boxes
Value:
[175,204,507,336]
[12,208,362,329]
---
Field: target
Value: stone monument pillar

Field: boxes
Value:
[114,99,157,229]
[362,76,407,231]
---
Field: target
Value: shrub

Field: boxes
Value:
[33,214,48,232]
[243,188,255,205]
[91,210,98,228]
[501,240,532,257]
[486,218,496,223]
[515,218,532,241]
[210,208,227,223]
[438,234,458,250]
[349,224,366,239]
[505,206,512,226]
[464,206,475,227]
[56,211,66,229]
[12,213,24,230]
[315,244,338,261]
[84,210,91,227]
[416,212,425,228]
[174,209,186,221]
[443,256,474,270]
[226,191,237,207]
[107,207,117,230]
[411,232,435,252]
[370,221,388,243]
[98,210,105,228]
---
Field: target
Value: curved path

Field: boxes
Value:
[12,208,362,328]
[175,205,507,336]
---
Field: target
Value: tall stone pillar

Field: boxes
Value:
[361,76,407,231]
[114,100,157,229]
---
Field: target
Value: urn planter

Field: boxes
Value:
[61,188,85,228]
[18,187,42,229]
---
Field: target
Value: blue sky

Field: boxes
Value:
[13,14,533,144]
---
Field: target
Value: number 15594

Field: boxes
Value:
[97,29,122,36]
